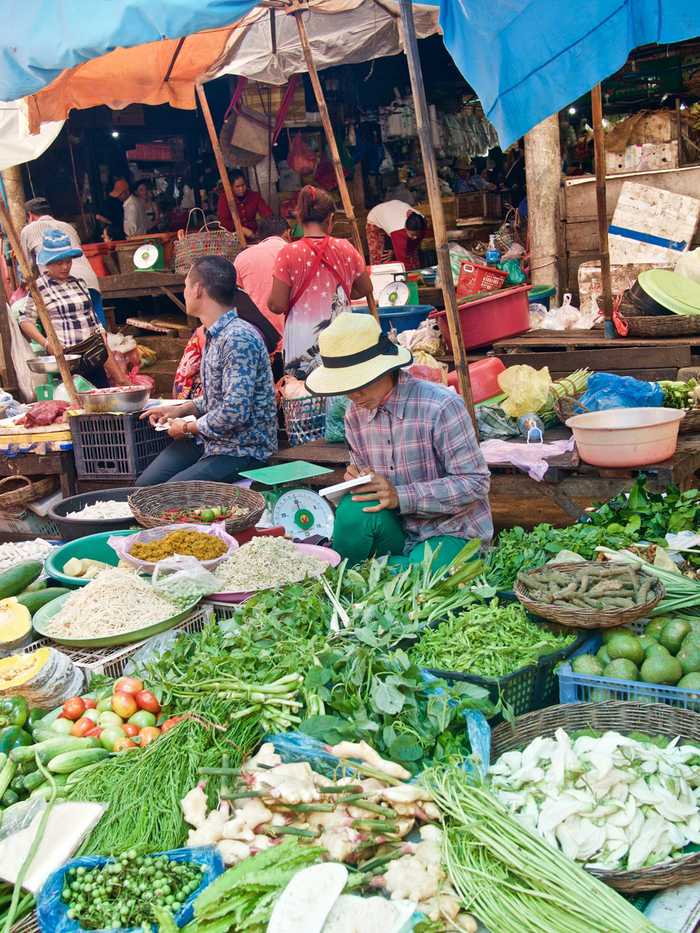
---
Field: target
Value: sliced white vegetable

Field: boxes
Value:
[267,863,348,933]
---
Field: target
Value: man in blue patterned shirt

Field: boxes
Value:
[137,256,277,485]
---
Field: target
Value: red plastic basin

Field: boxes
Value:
[430,285,531,351]
[447,357,506,403]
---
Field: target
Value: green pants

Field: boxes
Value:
[332,494,467,569]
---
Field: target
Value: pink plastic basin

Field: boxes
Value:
[565,407,685,467]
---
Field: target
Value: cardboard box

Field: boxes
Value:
[577,260,674,314]
[609,181,700,266]
[606,142,678,175]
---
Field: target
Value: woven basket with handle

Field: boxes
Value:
[514,561,664,629]
[619,313,700,337]
[0,475,56,511]
[491,701,700,892]
[128,481,265,536]
[679,408,700,434]
[174,208,240,274]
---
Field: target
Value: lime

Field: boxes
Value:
[572,655,604,677]
[678,672,700,690]
[602,627,630,644]
[676,638,700,676]
[645,642,671,659]
[596,645,611,667]
[604,659,639,680]
[644,618,668,640]
[659,620,692,655]
[606,632,645,667]
[640,654,682,685]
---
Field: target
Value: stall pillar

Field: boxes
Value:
[397,0,476,429]
[0,166,27,243]
[524,115,561,296]
[591,83,614,337]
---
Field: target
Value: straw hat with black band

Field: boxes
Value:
[305,312,412,396]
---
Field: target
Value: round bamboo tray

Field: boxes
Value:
[129,481,265,535]
[491,701,700,892]
[514,561,664,629]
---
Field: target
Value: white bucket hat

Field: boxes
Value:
[305,312,412,397]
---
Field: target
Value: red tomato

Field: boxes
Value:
[160,716,186,733]
[62,697,86,721]
[111,692,138,719]
[114,677,144,696]
[135,690,161,715]
[113,737,137,753]
[138,726,161,747]
[82,697,97,710]
[70,717,94,738]
[123,723,140,738]
[85,726,103,738]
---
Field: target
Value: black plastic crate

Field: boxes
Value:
[424,624,588,720]
[70,412,169,479]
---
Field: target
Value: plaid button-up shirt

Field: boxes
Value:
[21,273,100,348]
[345,372,493,548]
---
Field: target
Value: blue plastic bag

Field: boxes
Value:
[577,372,663,413]
[37,846,224,933]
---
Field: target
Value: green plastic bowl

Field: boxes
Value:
[45,530,137,587]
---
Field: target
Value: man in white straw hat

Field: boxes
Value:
[306,312,493,567]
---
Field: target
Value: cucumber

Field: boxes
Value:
[30,774,68,799]
[22,769,51,792]
[23,579,47,593]
[1,789,19,806]
[16,588,71,615]
[10,736,98,763]
[48,748,111,774]
[0,561,43,600]
[0,759,16,798]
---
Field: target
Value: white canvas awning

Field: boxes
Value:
[0,99,63,171]
[209,0,441,84]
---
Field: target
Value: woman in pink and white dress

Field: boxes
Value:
[268,186,372,369]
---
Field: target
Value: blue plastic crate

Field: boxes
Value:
[558,621,700,709]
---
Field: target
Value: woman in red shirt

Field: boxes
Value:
[217,170,272,238]
[365,200,428,270]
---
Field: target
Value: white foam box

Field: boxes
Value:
[608,181,700,266]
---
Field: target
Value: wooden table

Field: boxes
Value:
[99,272,186,313]
[271,434,700,528]
[0,450,76,499]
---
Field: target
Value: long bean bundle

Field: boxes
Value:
[421,768,663,933]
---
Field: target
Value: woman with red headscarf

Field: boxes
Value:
[268,186,372,367]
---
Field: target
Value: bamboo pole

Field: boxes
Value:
[196,83,247,247]
[396,0,476,428]
[0,197,79,406]
[293,9,378,321]
[591,83,615,338]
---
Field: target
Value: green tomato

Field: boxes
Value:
[98,710,124,728]
[83,708,100,724]
[96,697,114,714]
[51,717,75,735]
[128,710,157,729]
[100,725,126,751]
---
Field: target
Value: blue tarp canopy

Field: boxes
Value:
[0,1,699,145]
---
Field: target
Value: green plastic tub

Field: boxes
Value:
[45,530,136,587]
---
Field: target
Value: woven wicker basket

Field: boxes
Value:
[679,408,700,435]
[620,313,700,337]
[514,561,664,629]
[129,482,265,535]
[173,208,240,274]
[491,701,700,892]
[0,475,56,510]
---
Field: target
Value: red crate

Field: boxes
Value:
[456,261,508,298]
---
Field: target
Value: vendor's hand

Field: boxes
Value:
[167,418,195,440]
[380,249,393,263]
[351,473,399,512]
[242,227,254,238]
[344,463,365,482]
[141,403,186,426]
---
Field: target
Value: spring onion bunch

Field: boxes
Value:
[421,768,664,933]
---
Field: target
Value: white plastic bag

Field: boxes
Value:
[675,248,700,284]
[151,554,221,607]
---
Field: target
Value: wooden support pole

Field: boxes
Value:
[397,0,476,428]
[591,83,614,338]
[0,264,18,393]
[524,115,561,297]
[0,167,27,240]
[196,83,247,248]
[0,197,79,406]
[293,9,378,321]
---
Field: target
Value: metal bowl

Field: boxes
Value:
[78,386,151,413]
[27,354,81,375]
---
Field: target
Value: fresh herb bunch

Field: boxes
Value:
[300,645,495,773]
[484,523,635,590]
[659,379,698,410]
[408,600,576,677]
[588,476,700,545]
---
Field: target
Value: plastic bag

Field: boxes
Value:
[577,372,664,413]
[325,395,350,443]
[498,365,552,418]
[37,846,224,933]
[288,132,316,175]
[539,293,602,331]
[500,258,526,286]
[152,555,221,607]
[675,247,700,284]
[108,523,238,573]
[123,606,217,674]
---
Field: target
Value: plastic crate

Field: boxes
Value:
[456,261,508,298]
[558,621,700,709]
[70,412,169,479]
[422,622,588,719]
[282,396,327,446]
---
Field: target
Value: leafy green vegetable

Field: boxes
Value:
[408,600,576,677]
[589,476,700,548]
